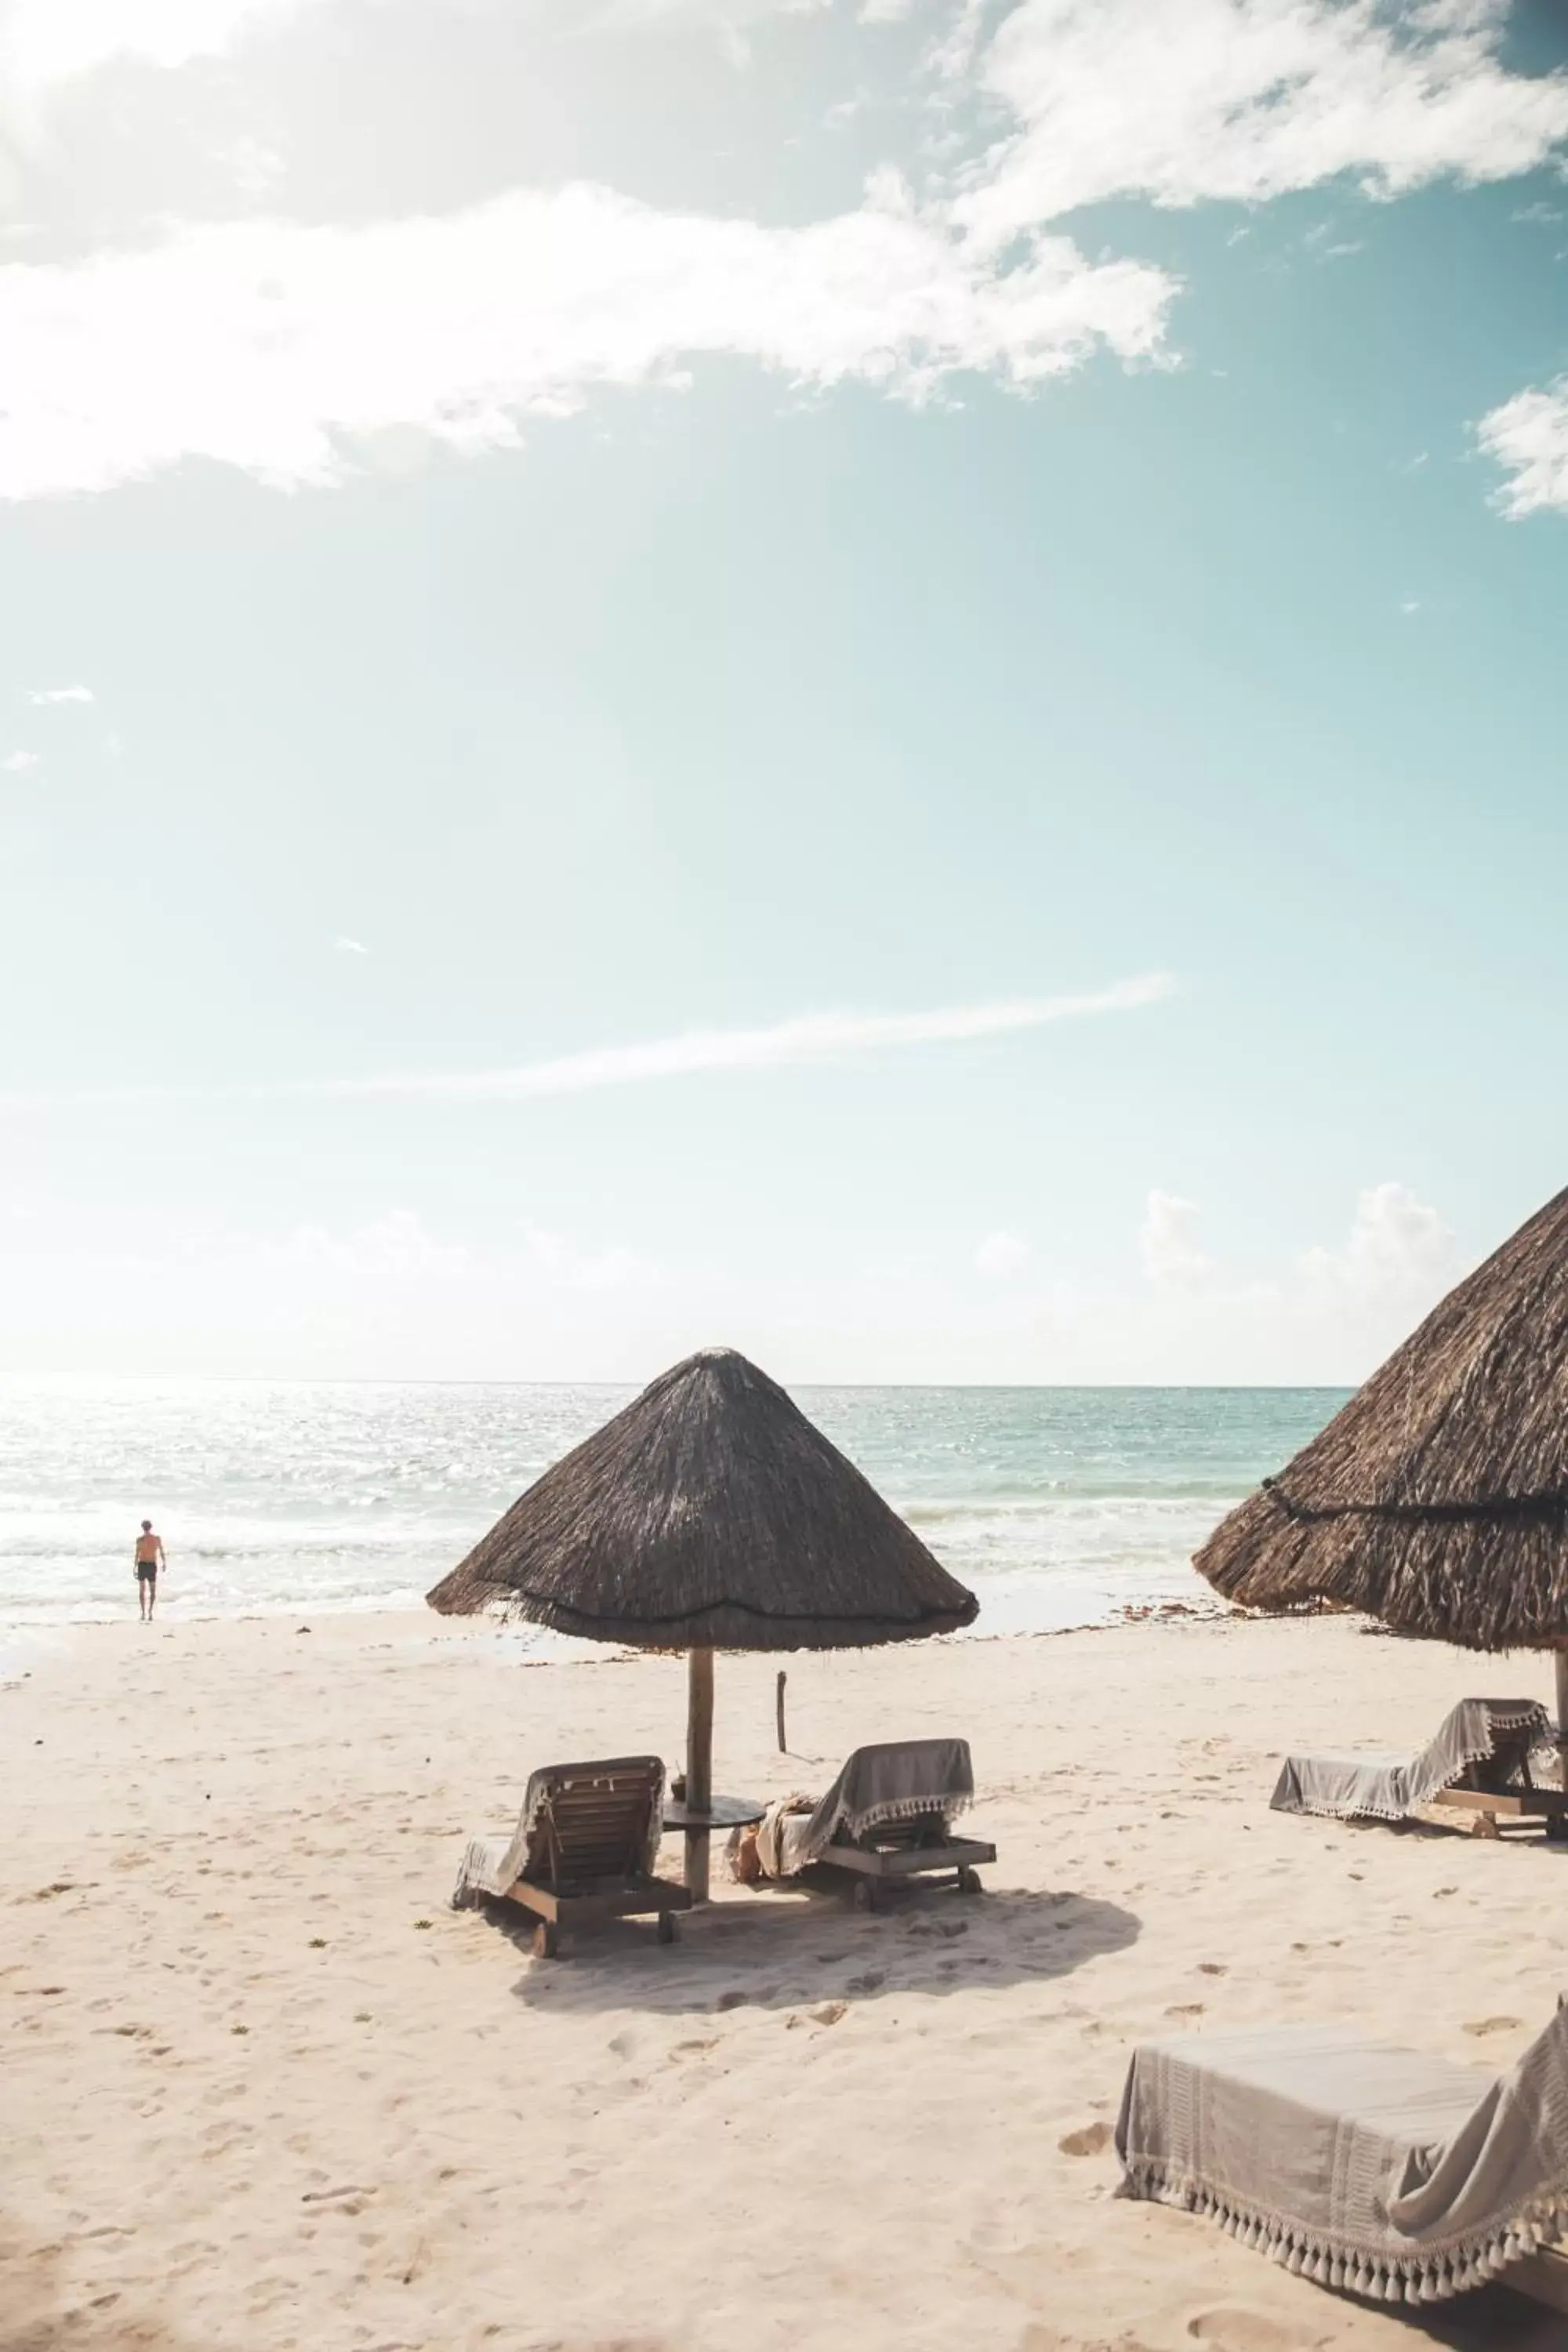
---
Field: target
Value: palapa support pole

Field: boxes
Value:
[1555,1653,1568,1795]
[776,1669,787,1754]
[685,1646,715,1904]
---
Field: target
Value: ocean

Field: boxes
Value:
[0,1380,1344,1649]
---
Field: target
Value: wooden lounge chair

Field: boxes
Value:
[759,1737,996,1911]
[1432,1714,1568,1839]
[451,1755,691,1958]
[1270,1697,1568,1838]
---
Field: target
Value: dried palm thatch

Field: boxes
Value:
[430,1347,978,1904]
[426,1345,978,1649]
[1193,1185,1568,1652]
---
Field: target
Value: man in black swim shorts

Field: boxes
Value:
[134,1520,166,1622]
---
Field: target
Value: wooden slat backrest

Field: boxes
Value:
[1469,1723,1544,1795]
[522,1761,661,1893]
[845,1812,949,1853]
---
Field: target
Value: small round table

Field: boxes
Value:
[662,1793,766,1833]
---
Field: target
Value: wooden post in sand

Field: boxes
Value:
[685,1646,715,1903]
[1555,1653,1568,1795]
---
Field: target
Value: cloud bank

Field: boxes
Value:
[6,3,1563,502]
[1,3,1560,505]
[0,180,1174,500]
[1,973,1174,1109]
[953,0,1568,248]
[2,0,321,90]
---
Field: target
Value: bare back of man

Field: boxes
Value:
[134,1521,166,1622]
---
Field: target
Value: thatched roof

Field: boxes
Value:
[1194,1185,1568,1651]
[426,1346,978,1649]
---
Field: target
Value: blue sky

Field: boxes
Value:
[2,0,1566,1383]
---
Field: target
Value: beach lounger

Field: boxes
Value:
[1269,1697,1567,1838]
[1116,2006,1568,2312]
[451,1755,691,1958]
[746,1737,996,1911]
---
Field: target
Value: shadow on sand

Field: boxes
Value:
[0,2222,180,2352]
[1377,2282,1568,2349]
[492,1881,1139,2015]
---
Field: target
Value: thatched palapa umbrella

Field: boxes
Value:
[1194,1184,1568,1764]
[426,1347,978,1897]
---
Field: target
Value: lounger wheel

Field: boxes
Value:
[532,1921,560,1959]
[852,1878,881,1914]
[657,1910,678,1945]
[957,1866,983,1896]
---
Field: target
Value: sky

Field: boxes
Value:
[2,0,1566,1385]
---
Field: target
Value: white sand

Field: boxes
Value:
[5,1610,1567,2352]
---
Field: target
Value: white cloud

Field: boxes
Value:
[333,936,368,955]
[2,2,1559,510]
[952,0,1568,251]
[589,0,831,40]
[0,971,1174,1108]
[220,1204,662,1295]
[1138,1188,1212,1287]
[26,684,93,704]
[0,0,843,91]
[0,181,1174,499]
[281,1205,472,1278]
[1297,1178,1454,1306]
[0,1203,669,1377]
[1477,378,1568,518]
[1,748,39,771]
[974,1229,1032,1279]
[1,0,321,91]
[521,1221,658,1291]
[1399,597,1421,614]
[1138,1178,1452,1310]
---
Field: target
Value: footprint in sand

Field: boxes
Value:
[1017,2318,1160,2351]
[714,1991,748,2013]
[1164,2002,1204,2020]
[1016,2330,1157,2352]
[1057,2120,1113,2157]
[1464,2015,1522,2037]
[1198,1962,1227,1977]
[1188,2310,1330,2352]
[847,1971,885,1996]
[808,2001,847,2027]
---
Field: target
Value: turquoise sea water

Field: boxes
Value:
[0,1379,1345,1639]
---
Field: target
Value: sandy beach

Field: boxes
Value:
[5,1610,1567,2352]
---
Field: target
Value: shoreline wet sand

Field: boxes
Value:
[5,1610,1564,2351]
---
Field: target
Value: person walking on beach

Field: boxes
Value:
[134,1520,165,1621]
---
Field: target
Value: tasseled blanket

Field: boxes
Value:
[739,1738,975,1881]
[1116,2009,1568,2304]
[1270,1697,1555,1824]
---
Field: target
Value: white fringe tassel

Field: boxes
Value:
[1120,2160,1568,2306]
